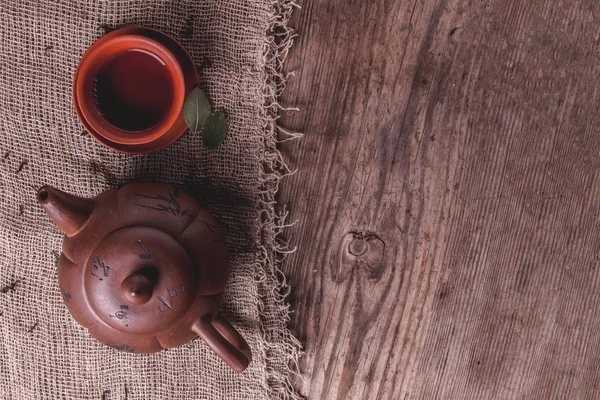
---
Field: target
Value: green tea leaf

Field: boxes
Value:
[183,87,211,132]
[202,112,227,149]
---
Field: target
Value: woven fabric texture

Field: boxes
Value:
[0,1,300,399]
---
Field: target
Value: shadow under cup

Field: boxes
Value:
[75,34,186,148]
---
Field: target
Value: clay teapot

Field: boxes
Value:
[37,183,251,372]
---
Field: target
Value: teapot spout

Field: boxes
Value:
[37,185,94,237]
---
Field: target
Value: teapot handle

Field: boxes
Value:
[192,314,252,372]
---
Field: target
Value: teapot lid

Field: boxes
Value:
[84,226,195,335]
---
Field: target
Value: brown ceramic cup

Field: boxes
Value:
[73,27,199,154]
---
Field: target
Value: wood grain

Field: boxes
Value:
[279,0,600,398]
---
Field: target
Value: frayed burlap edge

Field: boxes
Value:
[253,1,303,399]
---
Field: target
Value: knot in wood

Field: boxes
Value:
[335,231,388,283]
[348,238,368,256]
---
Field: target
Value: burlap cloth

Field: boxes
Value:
[0,1,300,399]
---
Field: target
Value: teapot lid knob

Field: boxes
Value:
[83,226,196,336]
[121,272,155,306]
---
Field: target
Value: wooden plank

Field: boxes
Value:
[279,0,600,398]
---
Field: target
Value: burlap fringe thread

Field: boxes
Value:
[254,1,303,399]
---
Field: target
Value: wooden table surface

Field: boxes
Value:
[279,0,600,398]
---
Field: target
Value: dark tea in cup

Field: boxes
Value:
[94,49,174,132]
[73,27,199,153]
